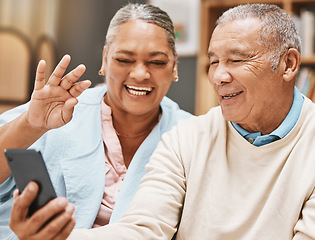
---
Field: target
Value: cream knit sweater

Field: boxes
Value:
[69,98,315,240]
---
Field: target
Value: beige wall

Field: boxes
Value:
[0,0,59,47]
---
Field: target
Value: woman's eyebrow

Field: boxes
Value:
[115,50,134,56]
[115,50,169,58]
[149,51,169,58]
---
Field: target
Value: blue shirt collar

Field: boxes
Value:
[231,87,304,146]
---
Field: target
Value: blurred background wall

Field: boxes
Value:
[0,0,196,114]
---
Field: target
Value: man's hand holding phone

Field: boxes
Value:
[10,181,76,240]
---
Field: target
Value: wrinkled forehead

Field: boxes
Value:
[208,19,264,55]
[215,18,262,35]
[211,19,262,44]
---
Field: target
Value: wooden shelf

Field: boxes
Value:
[195,0,315,115]
[301,55,315,65]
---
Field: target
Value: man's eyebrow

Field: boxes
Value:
[230,49,250,58]
[207,50,251,58]
[207,51,215,58]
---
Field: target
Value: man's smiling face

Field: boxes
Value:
[208,18,286,133]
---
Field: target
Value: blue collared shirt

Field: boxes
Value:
[231,87,304,146]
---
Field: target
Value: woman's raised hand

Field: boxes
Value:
[26,55,91,130]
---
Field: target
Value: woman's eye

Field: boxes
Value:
[116,58,133,64]
[149,61,167,66]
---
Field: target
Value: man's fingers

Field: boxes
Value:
[10,182,39,224]
[47,55,71,86]
[34,60,47,90]
[60,64,87,90]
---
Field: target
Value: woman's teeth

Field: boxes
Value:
[222,91,242,99]
[126,85,152,96]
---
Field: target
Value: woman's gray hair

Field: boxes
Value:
[216,4,301,71]
[105,3,176,57]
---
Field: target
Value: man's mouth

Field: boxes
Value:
[222,91,243,99]
[125,85,153,96]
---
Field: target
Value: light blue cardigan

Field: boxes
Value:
[0,84,191,240]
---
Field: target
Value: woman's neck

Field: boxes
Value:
[112,108,161,138]
[103,94,161,138]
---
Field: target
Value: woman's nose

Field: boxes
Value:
[129,63,150,81]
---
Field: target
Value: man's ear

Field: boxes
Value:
[281,48,300,82]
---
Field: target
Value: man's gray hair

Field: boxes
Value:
[216,4,301,71]
[105,3,176,57]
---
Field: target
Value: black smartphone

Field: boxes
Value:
[4,149,57,217]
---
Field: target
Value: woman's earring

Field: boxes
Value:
[174,76,179,82]
[98,70,103,76]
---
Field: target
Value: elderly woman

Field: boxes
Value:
[0,3,191,239]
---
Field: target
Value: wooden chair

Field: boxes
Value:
[0,28,32,113]
[35,35,57,80]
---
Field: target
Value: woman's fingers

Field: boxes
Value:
[10,182,39,224]
[68,80,92,98]
[35,54,89,94]
[61,98,78,124]
[47,55,71,86]
[37,203,76,240]
[28,55,90,130]
[25,197,70,235]
[52,216,76,240]
[34,60,47,91]
[10,188,75,240]
[61,80,91,123]
[59,64,87,90]
[48,55,86,90]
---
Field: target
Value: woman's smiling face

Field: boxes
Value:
[102,20,177,117]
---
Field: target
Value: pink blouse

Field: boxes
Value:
[92,100,127,228]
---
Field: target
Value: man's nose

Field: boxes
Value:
[210,64,232,85]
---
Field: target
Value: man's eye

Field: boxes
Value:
[231,59,243,63]
[210,61,219,65]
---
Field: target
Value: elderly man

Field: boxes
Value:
[69,3,314,240]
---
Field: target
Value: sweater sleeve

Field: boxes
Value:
[68,125,186,240]
[293,188,315,240]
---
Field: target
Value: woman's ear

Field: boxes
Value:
[282,48,300,82]
[172,54,179,82]
[99,46,107,76]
